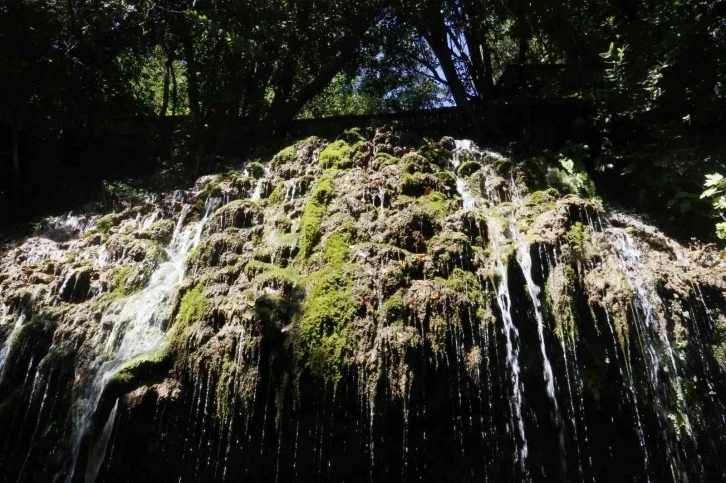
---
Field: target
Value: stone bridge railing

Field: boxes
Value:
[96,97,596,157]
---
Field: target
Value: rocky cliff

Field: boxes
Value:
[1,127,725,482]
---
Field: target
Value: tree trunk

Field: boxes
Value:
[160,56,172,116]
[263,3,384,130]
[464,27,494,101]
[182,34,203,171]
[518,35,527,66]
[171,61,178,116]
[421,18,480,130]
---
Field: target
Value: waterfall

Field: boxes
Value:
[489,220,530,479]
[452,140,530,477]
[513,224,566,474]
[452,140,477,210]
[85,399,119,483]
[0,309,28,377]
[610,228,690,482]
[3,131,726,483]
[251,165,271,202]
[67,200,216,483]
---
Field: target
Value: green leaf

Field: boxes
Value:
[705,173,724,187]
[559,157,575,174]
[701,187,719,199]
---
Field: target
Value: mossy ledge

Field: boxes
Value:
[297,173,335,260]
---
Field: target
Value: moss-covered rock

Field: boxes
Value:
[111,348,172,386]
[298,173,335,259]
[208,200,263,231]
[319,140,353,169]
[268,182,285,206]
[546,264,578,342]
[245,261,299,291]
[400,172,453,197]
[272,145,297,168]
[177,284,208,328]
[296,267,356,386]
[457,161,482,177]
[140,219,176,245]
[108,265,151,299]
[248,162,266,179]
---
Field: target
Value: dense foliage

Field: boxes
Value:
[1,0,725,237]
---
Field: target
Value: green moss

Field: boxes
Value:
[401,172,428,196]
[272,145,297,167]
[457,161,482,177]
[246,261,299,289]
[420,143,450,166]
[108,264,153,300]
[567,222,590,257]
[109,266,133,298]
[248,162,266,179]
[255,293,294,325]
[434,171,457,190]
[342,127,366,143]
[297,268,356,386]
[146,241,168,265]
[494,157,512,174]
[422,190,456,219]
[319,140,352,169]
[268,182,285,206]
[323,232,350,267]
[178,284,207,327]
[298,173,335,260]
[545,264,578,342]
[210,200,261,230]
[401,153,432,174]
[383,291,405,324]
[525,188,560,207]
[96,215,117,235]
[445,268,489,305]
[111,348,170,385]
[142,219,176,245]
[373,152,401,170]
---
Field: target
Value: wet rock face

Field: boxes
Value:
[1,128,726,483]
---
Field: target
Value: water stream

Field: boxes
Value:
[67,200,216,483]
[452,140,530,478]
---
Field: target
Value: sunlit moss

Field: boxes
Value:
[298,173,335,259]
[419,191,456,219]
[209,200,262,231]
[525,188,560,207]
[382,291,405,325]
[319,140,352,169]
[95,214,118,235]
[272,145,296,167]
[245,261,299,289]
[111,348,170,386]
[567,222,591,260]
[296,267,356,386]
[268,182,285,206]
[401,153,433,174]
[323,232,350,267]
[177,284,208,328]
[141,219,176,245]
